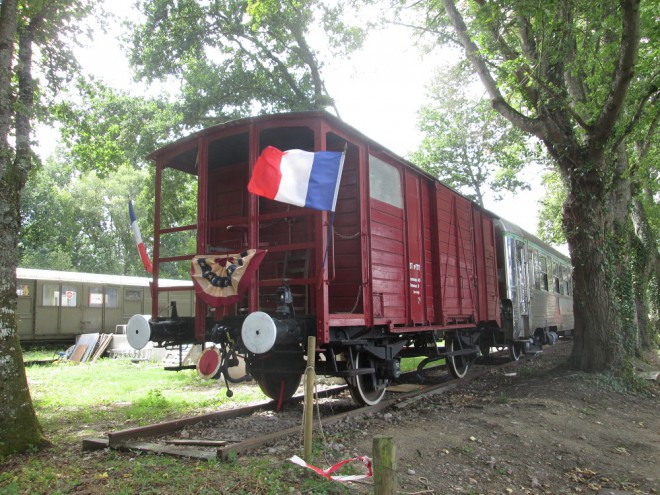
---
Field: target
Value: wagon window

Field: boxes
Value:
[16,284,30,297]
[539,256,549,291]
[124,289,143,301]
[369,155,403,208]
[105,288,119,308]
[89,287,104,307]
[42,283,60,306]
[531,250,541,290]
[552,261,561,293]
[563,265,572,296]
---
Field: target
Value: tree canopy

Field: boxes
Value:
[408,0,659,372]
[128,0,364,127]
[412,62,537,207]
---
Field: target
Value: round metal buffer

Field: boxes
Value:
[126,314,152,350]
[197,347,222,379]
[241,311,277,354]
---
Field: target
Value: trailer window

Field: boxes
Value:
[369,155,403,208]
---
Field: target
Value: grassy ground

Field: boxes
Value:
[0,348,364,494]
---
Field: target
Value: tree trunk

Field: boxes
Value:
[0,181,48,456]
[631,196,658,350]
[0,4,48,456]
[565,199,624,370]
[563,149,634,372]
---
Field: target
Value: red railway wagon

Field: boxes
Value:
[127,111,501,405]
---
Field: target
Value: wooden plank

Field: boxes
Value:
[91,334,113,362]
[107,401,273,447]
[119,441,216,461]
[69,344,88,362]
[165,439,227,447]
[82,437,109,451]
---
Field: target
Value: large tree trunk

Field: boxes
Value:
[0,182,48,456]
[563,147,634,372]
[565,196,624,370]
[0,5,48,456]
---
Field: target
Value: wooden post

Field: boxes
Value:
[373,435,397,495]
[303,336,316,463]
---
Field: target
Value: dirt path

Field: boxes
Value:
[321,341,659,495]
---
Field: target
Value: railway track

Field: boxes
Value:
[82,344,560,461]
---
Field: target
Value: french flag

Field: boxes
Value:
[247,146,345,211]
[129,200,153,274]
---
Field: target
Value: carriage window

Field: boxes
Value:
[105,288,119,308]
[16,284,30,297]
[539,256,549,291]
[43,284,78,307]
[124,289,143,301]
[369,155,403,208]
[552,261,561,293]
[89,287,104,307]
[532,250,541,290]
[42,283,60,306]
[563,266,572,296]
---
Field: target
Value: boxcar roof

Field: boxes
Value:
[147,111,496,215]
[16,268,192,288]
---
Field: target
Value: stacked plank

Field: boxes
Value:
[68,333,114,363]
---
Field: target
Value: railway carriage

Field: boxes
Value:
[15,268,193,343]
[489,219,574,359]
[125,111,573,406]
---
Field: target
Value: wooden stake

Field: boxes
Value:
[373,435,397,495]
[303,336,316,463]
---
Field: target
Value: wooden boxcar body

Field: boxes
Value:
[126,112,567,405]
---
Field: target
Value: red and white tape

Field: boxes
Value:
[289,454,372,482]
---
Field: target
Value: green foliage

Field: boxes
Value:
[54,80,184,175]
[129,0,365,127]
[411,64,539,207]
[537,170,568,245]
[19,157,157,276]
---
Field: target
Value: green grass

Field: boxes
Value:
[23,353,265,442]
[2,351,369,494]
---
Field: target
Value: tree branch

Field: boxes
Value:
[590,0,641,148]
[441,0,548,139]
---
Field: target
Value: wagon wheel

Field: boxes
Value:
[249,355,303,402]
[447,334,471,379]
[509,342,523,361]
[346,351,387,406]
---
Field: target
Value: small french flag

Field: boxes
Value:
[128,200,153,274]
[247,146,345,211]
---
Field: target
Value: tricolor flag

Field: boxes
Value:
[129,200,153,274]
[247,146,345,211]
